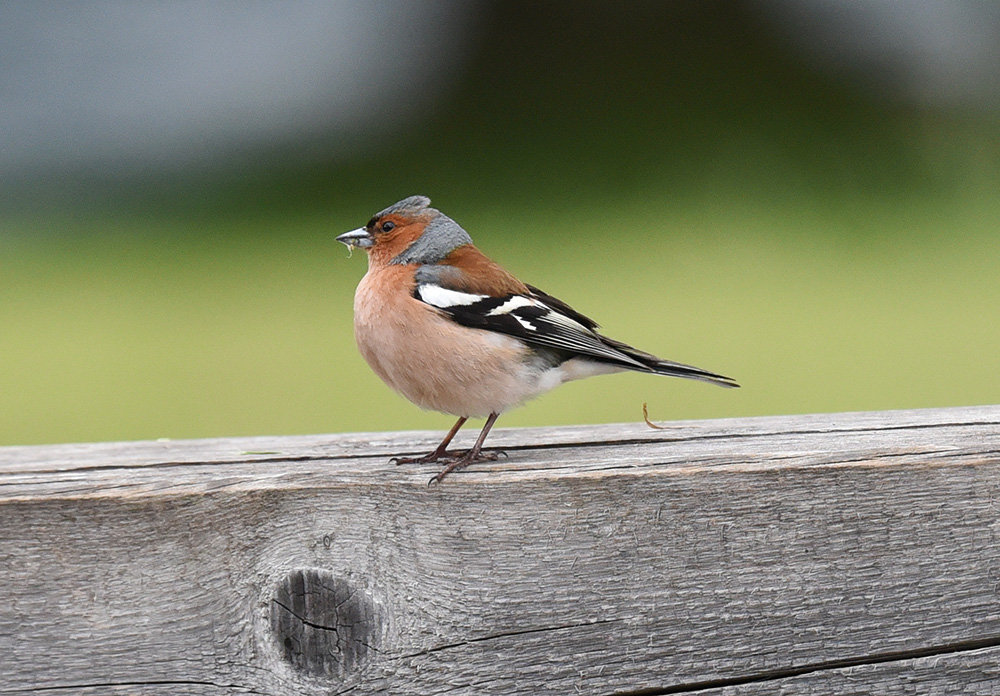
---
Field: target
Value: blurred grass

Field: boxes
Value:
[2,186,998,446]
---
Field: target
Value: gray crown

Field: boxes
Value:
[385,196,473,265]
[376,195,431,218]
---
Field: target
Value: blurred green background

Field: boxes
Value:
[2,2,998,446]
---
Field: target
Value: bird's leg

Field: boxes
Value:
[391,417,467,465]
[430,412,503,484]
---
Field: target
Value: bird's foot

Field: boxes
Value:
[390,449,454,466]
[428,449,507,485]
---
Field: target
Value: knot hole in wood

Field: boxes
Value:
[269,569,382,679]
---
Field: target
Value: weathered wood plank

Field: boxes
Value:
[1,405,999,695]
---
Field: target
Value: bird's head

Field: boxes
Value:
[337,195,473,266]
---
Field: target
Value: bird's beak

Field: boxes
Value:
[336,227,374,250]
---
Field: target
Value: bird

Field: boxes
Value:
[336,195,738,483]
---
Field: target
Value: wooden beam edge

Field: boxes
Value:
[1,404,998,502]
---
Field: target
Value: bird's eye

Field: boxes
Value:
[381,221,395,232]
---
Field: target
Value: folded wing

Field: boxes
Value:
[412,268,738,388]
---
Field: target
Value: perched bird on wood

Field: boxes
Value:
[337,196,738,483]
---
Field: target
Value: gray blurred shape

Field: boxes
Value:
[0,1,485,177]
[758,0,1000,108]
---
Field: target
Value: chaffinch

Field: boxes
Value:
[337,195,738,483]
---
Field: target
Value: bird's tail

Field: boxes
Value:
[601,336,740,388]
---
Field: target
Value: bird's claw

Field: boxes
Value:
[390,448,455,466]
[391,454,435,466]
[427,449,506,485]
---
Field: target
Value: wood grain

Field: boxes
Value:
[1,405,999,694]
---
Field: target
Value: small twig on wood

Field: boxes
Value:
[642,402,669,430]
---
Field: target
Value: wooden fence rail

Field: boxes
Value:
[2,405,999,695]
